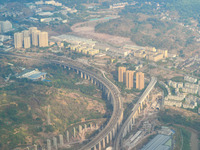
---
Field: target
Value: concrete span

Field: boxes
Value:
[52,60,123,150]
[114,77,157,150]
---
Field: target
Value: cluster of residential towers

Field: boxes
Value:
[14,27,48,49]
[118,66,144,90]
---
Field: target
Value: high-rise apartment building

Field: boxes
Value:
[24,36,31,49]
[29,27,37,34]
[32,30,40,46]
[14,32,23,49]
[126,70,135,89]
[39,32,48,47]
[118,67,126,82]
[0,21,12,33]
[22,30,30,38]
[136,72,144,90]
[14,27,48,49]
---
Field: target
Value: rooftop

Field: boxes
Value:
[141,134,171,150]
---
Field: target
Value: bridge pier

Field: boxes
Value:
[123,126,127,138]
[91,78,93,84]
[81,72,83,78]
[53,137,58,150]
[34,144,37,150]
[106,134,109,144]
[109,131,112,142]
[59,134,64,146]
[84,73,87,80]
[47,139,51,150]
[73,127,76,138]
[107,91,111,101]
[94,145,97,150]
[79,125,83,134]
[66,130,69,143]
[102,138,106,148]
[98,141,101,150]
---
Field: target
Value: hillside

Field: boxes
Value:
[0,63,108,150]
[96,14,199,53]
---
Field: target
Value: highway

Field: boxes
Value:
[52,60,123,150]
[0,52,123,150]
[114,77,157,150]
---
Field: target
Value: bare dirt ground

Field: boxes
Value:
[71,18,134,47]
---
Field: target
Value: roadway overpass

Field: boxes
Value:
[52,59,124,150]
[114,77,157,150]
[0,53,124,150]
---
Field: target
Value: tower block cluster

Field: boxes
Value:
[14,27,48,49]
[118,66,144,90]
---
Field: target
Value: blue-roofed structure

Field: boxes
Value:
[141,134,172,150]
[16,69,47,81]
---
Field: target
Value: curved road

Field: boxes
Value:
[0,53,123,150]
[114,77,157,150]
[52,59,123,150]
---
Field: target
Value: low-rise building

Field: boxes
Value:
[166,94,185,101]
[164,100,182,107]
[182,88,198,94]
[16,69,46,81]
[184,76,197,83]
[88,49,99,55]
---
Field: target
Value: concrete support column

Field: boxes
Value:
[81,72,83,78]
[59,134,64,146]
[90,123,93,130]
[123,127,127,138]
[113,128,115,138]
[127,122,130,133]
[107,92,110,101]
[84,124,87,130]
[106,135,109,144]
[79,125,83,133]
[88,75,90,80]
[66,130,69,143]
[91,78,93,84]
[132,117,135,125]
[34,144,37,150]
[47,139,51,150]
[98,141,101,150]
[76,70,79,74]
[102,138,106,148]
[73,127,76,138]
[110,131,112,142]
[94,145,97,150]
[138,106,141,114]
[131,120,133,131]
[84,74,87,79]
[141,102,143,110]
[53,137,58,150]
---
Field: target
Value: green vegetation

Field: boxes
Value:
[95,0,199,51]
[0,63,108,149]
[170,76,184,82]
[156,82,168,97]
[173,126,191,150]
[158,109,200,132]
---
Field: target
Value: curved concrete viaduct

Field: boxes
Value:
[114,77,157,150]
[0,53,124,150]
[52,59,124,150]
